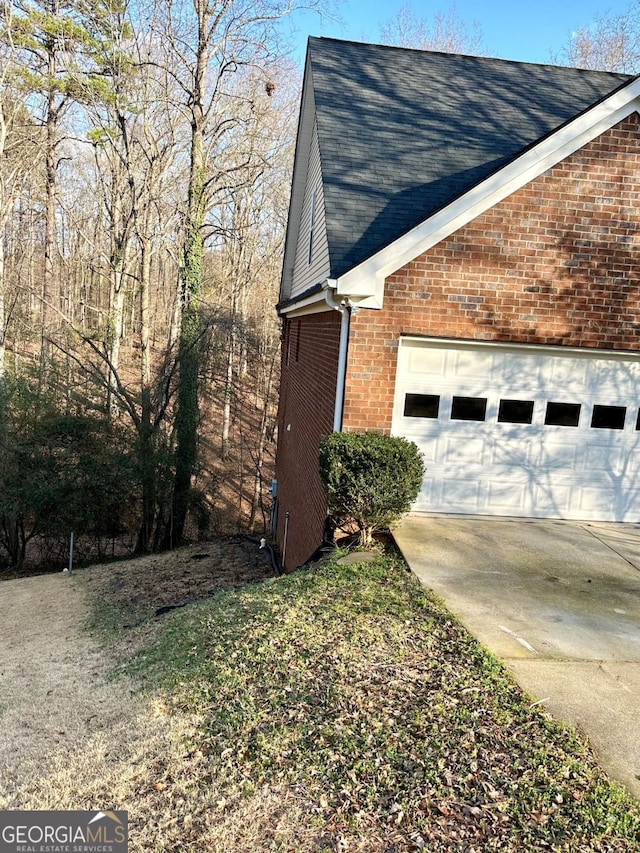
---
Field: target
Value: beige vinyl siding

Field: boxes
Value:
[291,123,330,298]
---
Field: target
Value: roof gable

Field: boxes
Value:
[308,38,632,282]
[337,80,640,303]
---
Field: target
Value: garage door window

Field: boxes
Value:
[545,402,581,427]
[591,405,626,430]
[404,393,440,418]
[498,399,535,424]
[451,396,487,421]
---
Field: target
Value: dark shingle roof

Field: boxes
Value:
[309,37,632,279]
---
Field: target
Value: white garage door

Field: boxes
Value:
[392,337,640,522]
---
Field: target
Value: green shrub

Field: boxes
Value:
[0,378,138,572]
[319,431,425,547]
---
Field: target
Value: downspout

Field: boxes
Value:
[324,280,350,432]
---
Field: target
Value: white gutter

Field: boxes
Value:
[279,287,326,316]
[324,281,350,432]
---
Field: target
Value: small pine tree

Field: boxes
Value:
[319,432,425,548]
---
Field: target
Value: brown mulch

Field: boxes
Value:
[83,537,276,615]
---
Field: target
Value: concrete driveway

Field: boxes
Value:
[393,515,640,798]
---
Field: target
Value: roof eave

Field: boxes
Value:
[277,282,326,316]
[277,279,384,317]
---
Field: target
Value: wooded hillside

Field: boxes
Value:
[0,0,307,573]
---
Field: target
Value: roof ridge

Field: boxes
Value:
[307,35,634,81]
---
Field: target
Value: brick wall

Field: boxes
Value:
[343,114,640,433]
[275,310,342,568]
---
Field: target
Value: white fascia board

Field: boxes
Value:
[398,334,640,360]
[337,285,384,309]
[335,79,640,302]
[279,284,383,317]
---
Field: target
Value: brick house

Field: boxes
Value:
[274,36,640,569]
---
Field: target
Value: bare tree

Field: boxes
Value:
[4,0,115,369]
[155,0,321,547]
[197,62,296,527]
[557,3,640,72]
[0,25,43,382]
[379,4,484,54]
[60,12,185,550]
[0,0,314,566]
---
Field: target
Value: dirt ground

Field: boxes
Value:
[0,538,276,803]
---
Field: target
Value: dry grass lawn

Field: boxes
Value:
[1,542,639,852]
[0,539,288,851]
[0,569,147,798]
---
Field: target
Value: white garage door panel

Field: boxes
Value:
[489,441,532,466]
[501,363,544,396]
[392,338,640,522]
[406,346,446,375]
[576,484,619,512]
[442,436,488,465]
[538,442,581,468]
[532,483,574,515]
[486,481,529,511]
[585,445,626,474]
[441,478,482,507]
[550,357,589,388]
[453,349,496,378]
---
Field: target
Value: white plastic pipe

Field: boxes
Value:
[68,531,75,575]
[332,301,350,433]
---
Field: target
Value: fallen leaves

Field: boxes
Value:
[75,550,640,850]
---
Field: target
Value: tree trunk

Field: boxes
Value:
[136,224,155,552]
[136,387,156,553]
[248,397,268,533]
[248,351,276,532]
[167,219,203,547]
[221,313,235,460]
[360,525,375,549]
[0,107,7,385]
[41,30,59,366]
[164,8,208,548]
[2,517,27,573]
[0,228,5,384]
[107,260,127,415]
